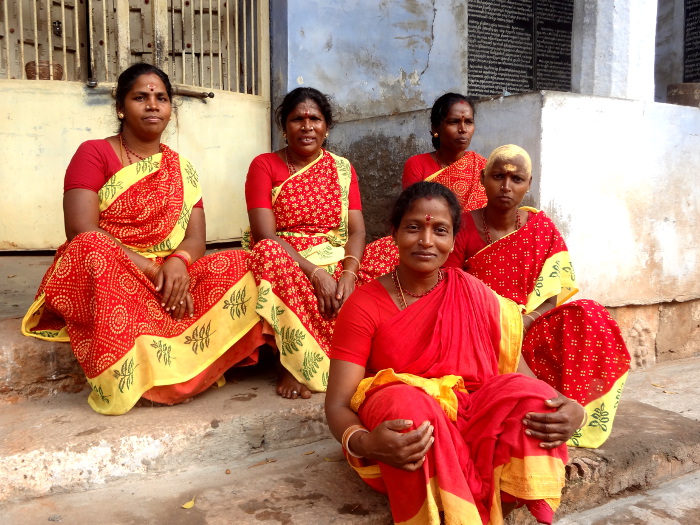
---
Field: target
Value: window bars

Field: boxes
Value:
[0,0,265,94]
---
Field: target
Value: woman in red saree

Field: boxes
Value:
[402,93,487,212]
[245,88,396,400]
[22,64,263,415]
[326,182,583,524]
[444,145,631,448]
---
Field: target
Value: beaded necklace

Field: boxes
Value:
[482,207,521,245]
[391,268,444,310]
[118,134,160,165]
[285,147,297,176]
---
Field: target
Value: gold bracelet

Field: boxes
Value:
[341,269,358,282]
[342,424,369,458]
[309,267,322,283]
[530,310,542,319]
[343,254,361,267]
[144,260,160,281]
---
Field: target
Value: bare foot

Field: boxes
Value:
[276,366,312,400]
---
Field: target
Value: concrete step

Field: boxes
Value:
[1,357,700,523]
[556,469,700,525]
[0,438,392,525]
[0,364,330,504]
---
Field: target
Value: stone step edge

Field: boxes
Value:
[0,380,330,504]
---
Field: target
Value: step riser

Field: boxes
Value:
[4,300,700,403]
[0,386,330,503]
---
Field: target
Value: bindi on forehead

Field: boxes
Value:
[425,214,433,222]
[147,84,156,91]
[503,163,518,172]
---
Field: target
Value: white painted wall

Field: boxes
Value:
[472,91,700,306]
[0,80,270,250]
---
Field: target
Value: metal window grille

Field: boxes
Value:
[0,0,266,94]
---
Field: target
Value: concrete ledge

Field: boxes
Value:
[0,368,330,503]
[0,317,86,403]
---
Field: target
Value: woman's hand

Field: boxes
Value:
[354,419,434,471]
[522,394,585,449]
[335,271,357,309]
[311,269,341,319]
[154,257,193,319]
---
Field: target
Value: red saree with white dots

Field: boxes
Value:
[458,208,631,448]
[247,150,396,391]
[22,145,264,414]
[336,269,568,524]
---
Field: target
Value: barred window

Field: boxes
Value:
[0,0,265,94]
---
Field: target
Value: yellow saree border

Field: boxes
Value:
[471,207,579,313]
[396,477,482,525]
[523,250,578,313]
[86,271,261,415]
[256,278,330,391]
[99,152,202,259]
[567,371,628,448]
[350,370,468,422]
[495,293,523,375]
[22,152,202,342]
[271,150,352,268]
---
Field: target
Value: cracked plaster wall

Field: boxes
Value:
[272,2,700,307]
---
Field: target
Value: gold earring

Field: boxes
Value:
[325,132,329,138]
[118,112,124,119]
[433,132,438,138]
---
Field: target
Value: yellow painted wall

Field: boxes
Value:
[0,80,269,250]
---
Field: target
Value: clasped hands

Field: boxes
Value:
[148,257,194,320]
[310,267,356,319]
[358,394,584,471]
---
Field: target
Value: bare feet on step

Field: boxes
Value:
[276,366,312,399]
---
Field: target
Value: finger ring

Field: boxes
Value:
[292,390,298,396]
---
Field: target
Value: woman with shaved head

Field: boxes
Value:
[445,145,631,449]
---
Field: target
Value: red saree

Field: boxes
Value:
[458,209,631,448]
[247,150,395,391]
[424,151,487,212]
[22,145,263,415]
[335,269,568,524]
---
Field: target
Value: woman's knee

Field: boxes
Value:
[360,384,445,428]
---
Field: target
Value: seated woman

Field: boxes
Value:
[326,182,583,525]
[403,92,487,212]
[445,144,631,448]
[245,87,394,400]
[22,63,264,415]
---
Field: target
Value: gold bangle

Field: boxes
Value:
[343,254,361,267]
[530,310,542,319]
[144,260,160,281]
[309,267,322,283]
[342,424,369,458]
[523,313,536,325]
[341,269,358,282]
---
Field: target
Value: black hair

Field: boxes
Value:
[390,182,462,235]
[115,63,173,132]
[429,92,476,149]
[275,87,335,130]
